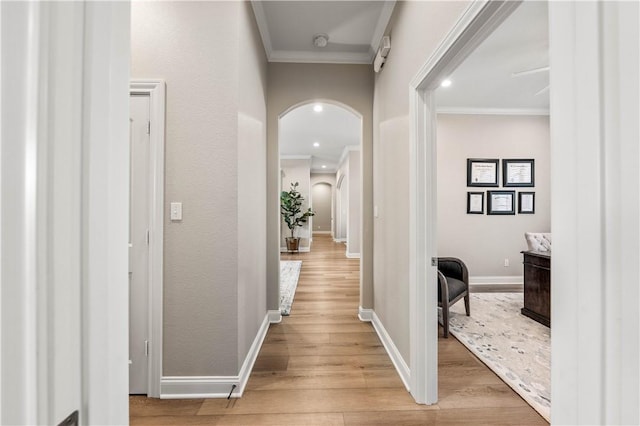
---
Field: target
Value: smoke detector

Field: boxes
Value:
[313,34,329,48]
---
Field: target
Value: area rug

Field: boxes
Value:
[446,292,551,422]
[280,260,302,315]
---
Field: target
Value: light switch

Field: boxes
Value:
[170,202,182,221]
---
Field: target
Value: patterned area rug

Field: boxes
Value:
[447,292,551,421]
[280,260,302,315]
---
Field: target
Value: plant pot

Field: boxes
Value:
[285,237,300,253]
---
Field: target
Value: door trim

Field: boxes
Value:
[407,0,522,404]
[130,80,165,398]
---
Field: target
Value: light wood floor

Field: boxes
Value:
[130,235,547,425]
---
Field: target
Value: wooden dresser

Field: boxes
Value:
[521,251,550,327]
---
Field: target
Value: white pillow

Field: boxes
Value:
[525,232,552,252]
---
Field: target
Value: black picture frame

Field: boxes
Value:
[467,158,499,187]
[487,190,516,215]
[467,192,484,214]
[503,159,535,187]
[518,192,535,214]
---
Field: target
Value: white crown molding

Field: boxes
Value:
[280,155,312,160]
[268,50,372,64]
[339,145,360,168]
[437,107,550,116]
[250,1,273,60]
[370,1,396,53]
[371,312,410,391]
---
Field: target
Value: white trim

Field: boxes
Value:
[346,252,361,259]
[280,154,312,160]
[358,307,373,322]
[236,313,270,397]
[280,247,310,253]
[267,310,282,324]
[161,312,272,399]
[129,79,165,398]
[370,2,396,55]
[371,312,410,391]
[470,275,523,286]
[268,50,372,64]
[338,145,360,168]
[436,107,550,116]
[249,1,273,60]
[333,238,346,243]
[408,0,521,406]
[161,376,240,399]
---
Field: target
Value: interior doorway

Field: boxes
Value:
[128,80,166,398]
[277,100,363,313]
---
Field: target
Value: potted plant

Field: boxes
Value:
[280,182,315,252]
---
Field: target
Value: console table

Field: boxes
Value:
[521,251,550,327]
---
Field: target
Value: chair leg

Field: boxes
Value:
[442,305,449,338]
[464,294,470,316]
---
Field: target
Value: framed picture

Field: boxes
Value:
[518,192,535,214]
[487,190,515,215]
[467,158,499,187]
[467,192,484,214]
[503,159,535,187]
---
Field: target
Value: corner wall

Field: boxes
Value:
[131,1,267,380]
[372,0,471,363]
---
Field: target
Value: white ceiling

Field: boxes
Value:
[279,103,360,172]
[436,1,549,113]
[272,1,548,170]
[251,1,396,64]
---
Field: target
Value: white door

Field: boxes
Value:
[129,94,151,394]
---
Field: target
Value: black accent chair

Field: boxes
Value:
[437,257,470,338]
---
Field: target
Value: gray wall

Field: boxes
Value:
[311,173,337,236]
[267,63,374,311]
[372,1,471,363]
[437,114,550,279]
[312,183,332,233]
[131,1,267,376]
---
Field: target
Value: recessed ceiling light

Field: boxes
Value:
[441,79,452,88]
[321,165,327,169]
[313,142,320,147]
[313,104,323,112]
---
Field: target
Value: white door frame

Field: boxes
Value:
[129,80,166,398]
[408,0,522,404]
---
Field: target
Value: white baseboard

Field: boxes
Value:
[161,312,272,399]
[313,231,331,235]
[346,252,360,259]
[371,312,410,392]
[280,247,310,253]
[470,275,523,285]
[268,309,282,324]
[333,238,346,243]
[358,306,373,322]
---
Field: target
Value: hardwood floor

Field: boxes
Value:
[130,235,547,425]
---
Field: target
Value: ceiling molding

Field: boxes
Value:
[339,145,360,167]
[268,50,372,65]
[370,1,396,53]
[280,155,312,160]
[251,2,273,60]
[436,107,550,116]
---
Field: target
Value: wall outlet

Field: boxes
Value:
[504,258,509,267]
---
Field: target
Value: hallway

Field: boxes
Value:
[130,235,546,424]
